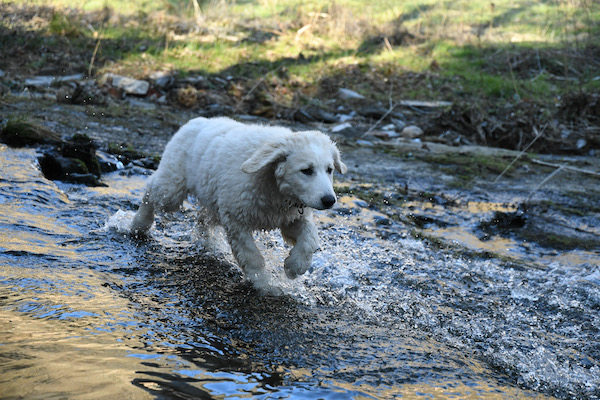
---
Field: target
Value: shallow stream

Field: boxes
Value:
[1,144,599,399]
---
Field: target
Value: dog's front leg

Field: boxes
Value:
[225,226,265,282]
[281,213,320,279]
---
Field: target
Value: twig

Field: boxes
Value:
[88,35,102,78]
[383,36,393,52]
[525,163,568,203]
[191,0,202,24]
[360,105,399,139]
[361,81,396,139]
[493,124,546,183]
[506,50,520,99]
[530,159,600,178]
[234,65,284,112]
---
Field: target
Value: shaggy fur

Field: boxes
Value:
[131,117,347,283]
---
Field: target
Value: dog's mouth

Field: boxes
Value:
[284,197,306,210]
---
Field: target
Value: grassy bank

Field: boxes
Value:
[9,0,599,102]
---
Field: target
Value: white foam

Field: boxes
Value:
[102,209,138,234]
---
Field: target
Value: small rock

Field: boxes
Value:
[576,138,587,149]
[25,74,84,88]
[338,88,365,100]
[391,118,406,130]
[182,75,207,87]
[400,125,424,139]
[353,199,369,208]
[38,153,88,179]
[150,71,175,89]
[307,106,338,123]
[331,122,353,133]
[24,76,56,88]
[373,130,397,140]
[356,139,374,147]
[292,106,337,124]
[337,113,355,122]
[100,73,149,96]
[374,215,392,226]
[96,150,124,172]
[56,86,74,103]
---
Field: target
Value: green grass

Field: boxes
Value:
[14,0,600,106]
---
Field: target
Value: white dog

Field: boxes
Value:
[131,117,346,283]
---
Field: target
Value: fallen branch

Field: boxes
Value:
[526,163,568,202]
[493,124,545,183]
[530,159,600,178]
[360,105,398,139]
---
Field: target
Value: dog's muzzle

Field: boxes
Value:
[320,195,336,209]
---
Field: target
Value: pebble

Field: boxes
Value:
[149,71,175,89]
[331,122,353,133]
[100,73,149,96]
[24,74,85,88]
[96,150,124,172]
[400,125,424,139]
[338,88,365,100]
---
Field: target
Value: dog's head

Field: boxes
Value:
[241,131,347,210]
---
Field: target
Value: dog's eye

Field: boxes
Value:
[301,167,314,176]
[327,167,333,174]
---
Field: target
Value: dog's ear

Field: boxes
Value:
[241,142,287,174]
[333,146,347,174]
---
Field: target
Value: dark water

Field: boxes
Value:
[1,144,599,399]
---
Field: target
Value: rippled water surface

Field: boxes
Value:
[1,145,599,399]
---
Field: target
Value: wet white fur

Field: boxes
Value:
[131,117,346,285]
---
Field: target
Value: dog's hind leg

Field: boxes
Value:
[225,225,266,282]
[131,189,155,236]
[131,167,188,236]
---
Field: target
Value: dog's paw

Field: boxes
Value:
[284,254,311,279]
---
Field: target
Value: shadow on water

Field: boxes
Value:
[1,144,599,399]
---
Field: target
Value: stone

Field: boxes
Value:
[100,73,149,96]
[331,122,353,133]
[96,150,124,172]
[338,88,365,100]
[24,74,84,88]
[150,71,175,89]
[400,125,424,139]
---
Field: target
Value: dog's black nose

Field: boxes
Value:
[321,195,336,209]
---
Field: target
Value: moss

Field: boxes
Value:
[520,230,600,251]
[0,117,62,147]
